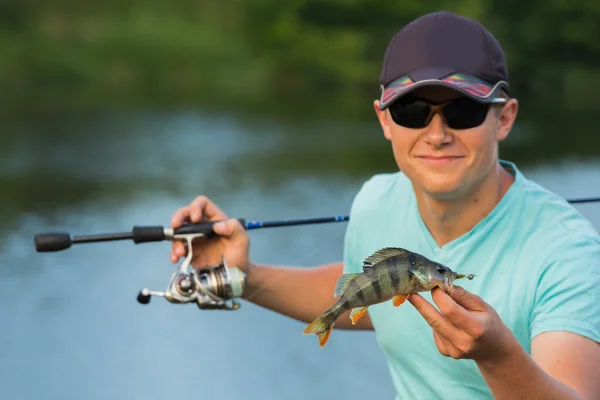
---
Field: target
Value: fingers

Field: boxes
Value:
[411,289,488,346]
[189,195,227,222]
[170,207,190,262]
[433,330,470,360]
[171,206,191,228]
[449,286,488,312]
[430,288,473,328]
[433,331,449,356]
[408,293,460,340]
[170,195,229,263]
[171,196,228,228]
[171,241,188,263]
[213,218,245,238]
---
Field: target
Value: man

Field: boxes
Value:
[170,11,600,399]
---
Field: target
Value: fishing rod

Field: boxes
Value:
[33,215,349,312]
[34,215,349,252]
[32,195,599,311]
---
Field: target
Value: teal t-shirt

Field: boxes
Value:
[343,160,600,399]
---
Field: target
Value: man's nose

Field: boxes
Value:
[423,113,452,146]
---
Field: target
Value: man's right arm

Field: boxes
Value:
[169,194,373,331]
[242,261,374,331]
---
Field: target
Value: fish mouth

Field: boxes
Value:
[442,273,458,292]
[448,273,458,286]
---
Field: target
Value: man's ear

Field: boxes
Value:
[496,98,518,141]
[374,100,392,141]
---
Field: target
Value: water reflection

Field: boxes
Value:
[4,108,598,224]
[1,108,599,400]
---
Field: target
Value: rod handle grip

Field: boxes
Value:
[34,233,73,252]
[173,218,246,236]
[132,226,165,243]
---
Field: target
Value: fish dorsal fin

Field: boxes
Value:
[333,273,359,297]
[362,247,406,271]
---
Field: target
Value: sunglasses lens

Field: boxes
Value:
[388,96,493,129]
[388,97,432,128]
[442,97,491,129]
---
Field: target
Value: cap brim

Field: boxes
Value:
[379,72,508,110]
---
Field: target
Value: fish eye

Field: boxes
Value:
[436,266,446,274]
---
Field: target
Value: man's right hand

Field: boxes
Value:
[169,195,250,274]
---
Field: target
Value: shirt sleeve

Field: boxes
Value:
[530,236,600,343]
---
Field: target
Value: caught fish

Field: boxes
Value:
[303,247,474,347]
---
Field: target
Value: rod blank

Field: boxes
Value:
[569,197,600,204]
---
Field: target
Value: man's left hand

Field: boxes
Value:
[407,286,515,363]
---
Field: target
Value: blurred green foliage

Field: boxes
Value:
[1,0,598,121]
[0,1,599,236]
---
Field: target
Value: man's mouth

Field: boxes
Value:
[416,155,464,165]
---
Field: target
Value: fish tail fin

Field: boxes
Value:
[303,313,335,348]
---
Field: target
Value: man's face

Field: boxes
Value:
[374,86,518,200]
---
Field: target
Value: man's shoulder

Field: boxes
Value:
[512,169,600,265]
[517,173,599,243]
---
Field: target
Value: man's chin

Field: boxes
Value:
[402,165,469,199]
[419,180,467,200]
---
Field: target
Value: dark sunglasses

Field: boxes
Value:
[388,95,507,130]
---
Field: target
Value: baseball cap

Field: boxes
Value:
[378,11,509,110]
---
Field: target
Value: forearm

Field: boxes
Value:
[476,335,583,400]
[241,261,373,330]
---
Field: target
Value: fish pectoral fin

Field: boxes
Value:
[392,294,408,307]
[349,307,368,325]
[333,273,359,297]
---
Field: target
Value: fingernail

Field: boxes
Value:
[191,213,199,221]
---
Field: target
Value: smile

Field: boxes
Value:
[416,156,465,165]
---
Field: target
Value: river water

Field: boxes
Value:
[1,109,599,400]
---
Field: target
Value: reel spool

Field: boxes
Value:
[137,256,246,310]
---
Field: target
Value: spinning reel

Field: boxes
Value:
[135,242,246,310]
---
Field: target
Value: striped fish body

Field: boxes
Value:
[331,258,415,314]
[304,247,464,348]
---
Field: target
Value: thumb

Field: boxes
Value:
[449,286,487,312]
[212,218,244,237]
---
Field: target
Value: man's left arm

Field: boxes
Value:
[407,238,600,400]
[475,320,600,400]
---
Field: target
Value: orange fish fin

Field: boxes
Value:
[303,314,334,348]
[392,294,408,307]
[349,307,368,325]
[317,326,333,348]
